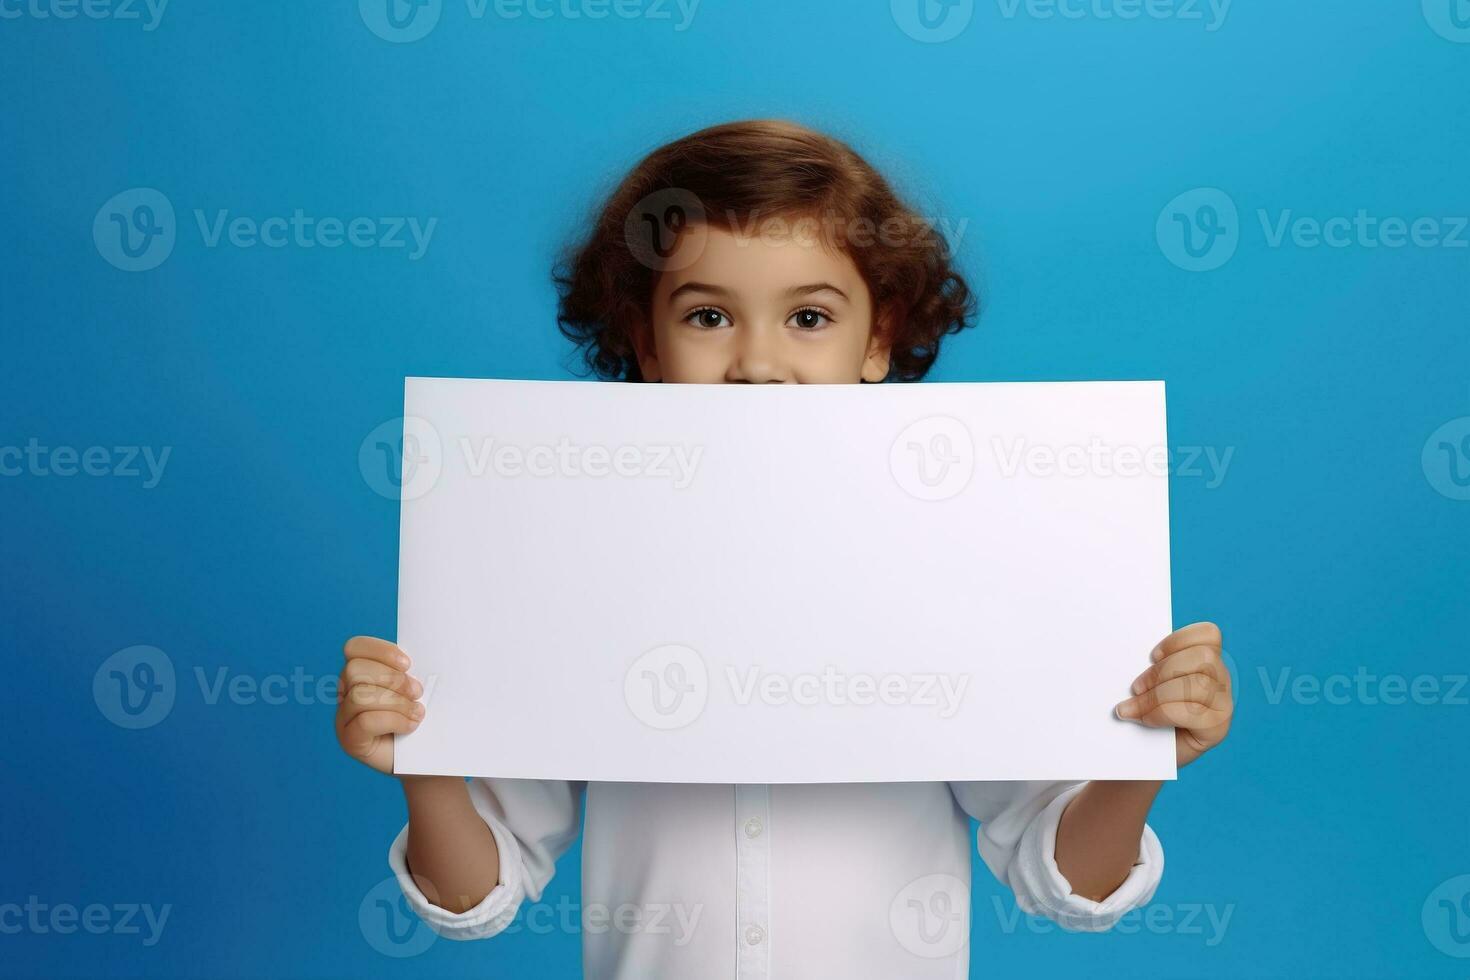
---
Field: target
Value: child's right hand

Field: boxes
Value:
[335,636,426,775]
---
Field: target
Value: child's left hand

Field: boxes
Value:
[1114,621,1234,767]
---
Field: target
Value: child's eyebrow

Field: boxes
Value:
[667,282,731,301]
[785,282,849,301]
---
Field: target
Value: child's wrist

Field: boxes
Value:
[400,773,471,809]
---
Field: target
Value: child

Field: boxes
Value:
[335,120,1234,979]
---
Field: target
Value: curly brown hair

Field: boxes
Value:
[554,119,977,382]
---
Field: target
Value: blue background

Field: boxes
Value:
[3,0,1468,976]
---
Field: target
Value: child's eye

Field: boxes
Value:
[788,307,832,331]
[684,307,730,329]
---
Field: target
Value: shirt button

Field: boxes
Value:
[744,924,765,946]
[743,818,763,839]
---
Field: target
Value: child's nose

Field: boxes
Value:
[726,324,789,383]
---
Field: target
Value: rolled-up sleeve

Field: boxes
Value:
[387,778,585,941]
[951,780,1164,932]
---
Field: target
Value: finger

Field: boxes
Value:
[336,687,424,728]
[1117,673,1225,720]
[1131,645,1228,695]
[343,659,423,700]
[1130,698,1232,731]
[344,635,410,671]
[1151,621,1223,661]
[346,684,425,719]
[341,710,418,751]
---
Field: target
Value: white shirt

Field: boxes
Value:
[389,779,1163,978]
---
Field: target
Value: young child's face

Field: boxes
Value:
[636,223,892,384]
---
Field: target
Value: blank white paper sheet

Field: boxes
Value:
[393,378,1176,783]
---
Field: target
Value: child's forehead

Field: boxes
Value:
[658,220,865,289]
